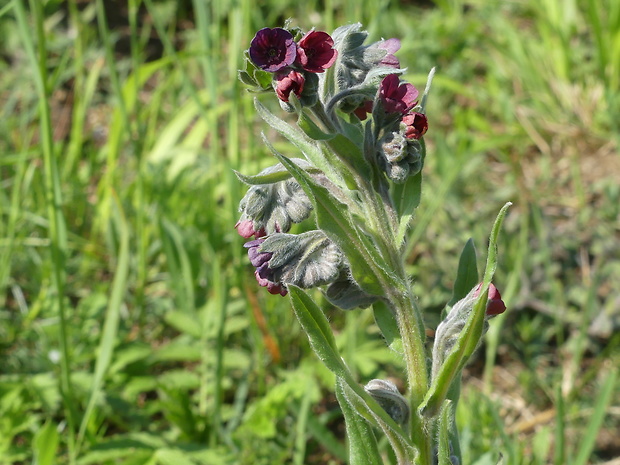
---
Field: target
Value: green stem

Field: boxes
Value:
[390,289,432,465]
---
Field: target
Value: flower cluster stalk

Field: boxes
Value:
[235,22,510,465]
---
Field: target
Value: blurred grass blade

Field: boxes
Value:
[159,218,196,313]
[293,385,313,465]
[572,367,618,465]
[335,379,383,465]
[554,384,566,465]
[14,0,77,457]
[77,196,130,453]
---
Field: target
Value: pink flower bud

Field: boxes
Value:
[275,69,305,102]
[474,283,507,316]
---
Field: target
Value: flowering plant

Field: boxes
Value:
[236,22,511,465]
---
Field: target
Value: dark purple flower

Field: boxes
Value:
[377,38,401,68]
[474,283,507,316]
[275,69,305,102]
[379,74,419,115]
[249,27,297,72]
[244,239,287,296]
[402,111,428,140]
[296,30,338,73]
[235,219,266,239]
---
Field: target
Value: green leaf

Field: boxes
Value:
[234,158,321,185]
[238,51,272,90]
[393,170,423,245]
[335,379,383,465]
[420,203,512,417]
[288,286,346,376]
[373,300,404,355]
[449,238,479,307]
[33,420,59,465]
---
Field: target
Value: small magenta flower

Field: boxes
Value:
[275,69,305,102]
[402,111,428,140]
[379,74,419,114]
[296,30,338,73]
[249,27,297,72]
[376,38,401,68]
[244,238,287,296]
[474,283,507,316]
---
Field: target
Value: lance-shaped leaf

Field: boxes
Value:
[393,169,422,246]
[335,380,383,465]
[420,202,512,418]
[288,286,347,376]
[235,158,319,185]
[448,239,479,308]
[273,148,398,296]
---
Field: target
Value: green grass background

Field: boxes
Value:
[0,0,618,463]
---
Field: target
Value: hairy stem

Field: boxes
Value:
[390,288,432,464]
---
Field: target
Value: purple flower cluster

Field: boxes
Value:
[379,74,428,140]
[248,27,337,103]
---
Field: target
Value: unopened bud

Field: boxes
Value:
[364,379,409,426]
[260,231,342,289]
